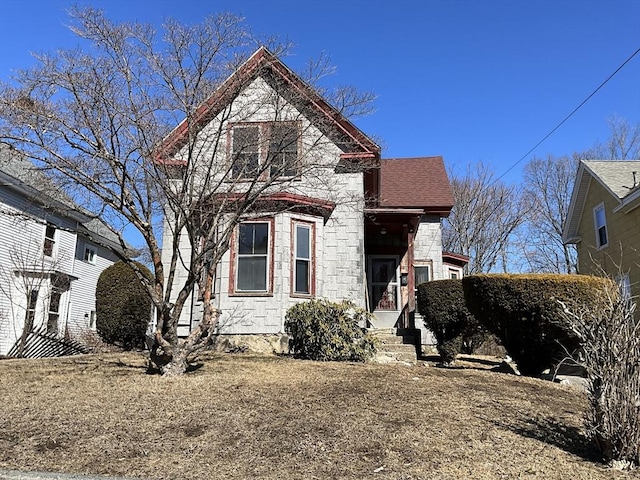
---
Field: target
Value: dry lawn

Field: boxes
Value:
[0,352,635,480]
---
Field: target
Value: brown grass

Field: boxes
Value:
[0,352,635,480]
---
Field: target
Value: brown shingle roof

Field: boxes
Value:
[378,156,454,213]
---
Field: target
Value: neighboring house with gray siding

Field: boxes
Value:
[159,47,462,344]
[0,143,120,355]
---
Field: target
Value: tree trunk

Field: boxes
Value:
[160,348,189,376]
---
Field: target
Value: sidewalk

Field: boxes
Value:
[0,471,139,480]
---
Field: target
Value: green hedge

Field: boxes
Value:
[96,261,153,350]
[462,274,613,376]
[417,279,486,364]
[284,299,377,362]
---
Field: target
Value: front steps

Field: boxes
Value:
[371,328,419,364]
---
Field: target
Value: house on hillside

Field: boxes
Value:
[563,160,640,311]
[0,143,122,355]
[158,47,464,346]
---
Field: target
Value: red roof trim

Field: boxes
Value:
[209,191,336,219]
[156,47,380,163]
[442,251,470,267]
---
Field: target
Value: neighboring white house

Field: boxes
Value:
[0,142,121,355]
[158,47,462,344]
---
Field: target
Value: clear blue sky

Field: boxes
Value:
[1,0,639,184]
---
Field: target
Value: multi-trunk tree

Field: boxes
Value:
[0,8,375,375]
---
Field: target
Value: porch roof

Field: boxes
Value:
[378,157,454,215]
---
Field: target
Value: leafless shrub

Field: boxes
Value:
[558,281,640,469]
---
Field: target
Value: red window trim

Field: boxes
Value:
[228,217,275,296]
[226,121,301,181]
[290,218,316,298]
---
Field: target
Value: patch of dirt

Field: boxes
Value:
[0,352,635,479]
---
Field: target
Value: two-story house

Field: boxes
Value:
[0,143,122,355]
[158,47,459,346]
[563,160,640,312]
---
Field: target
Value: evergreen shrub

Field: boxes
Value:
[462,273,613,376]
[284,299,377,362]
[416,279,486,364]
[96,261,153,350]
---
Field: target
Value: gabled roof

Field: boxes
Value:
[563,159,640,243]
[156,46,380,165]
[0,142,126,253]
[377,156,454,214]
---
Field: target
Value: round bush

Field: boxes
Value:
[96,261,153,350]
[284,299,377,362]
[462,273,614,376]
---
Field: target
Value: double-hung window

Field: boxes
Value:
[594,204,608,248]
[268,123,298,178]
[231,125,260,179]
[84,246,97,264]
[235,222,270,292]
[43,224,56,257]
[230,122,298,180]
[293,222,313,295]
[25,289,39,326]
[47,287,62,334]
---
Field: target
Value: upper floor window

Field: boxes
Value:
[84,246,97,264]
[594,204,608,248]
[230,122,298,180]
[292,221,314,296]
[43,223,56,257]
[235,221,271,293]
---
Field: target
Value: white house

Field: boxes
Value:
[0,142,121,355]
[158,47,463,345]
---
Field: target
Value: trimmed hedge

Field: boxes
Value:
[417,279,486,364]
[462,274,614,376]
[96,261,153,350]
[284,299,377,362]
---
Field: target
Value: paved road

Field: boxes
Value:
[0,471,139,480]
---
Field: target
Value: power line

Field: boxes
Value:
[494,46,640,183]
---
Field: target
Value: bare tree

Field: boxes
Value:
[0,8,375,375]
[442,162,525,273]
[582,116,640,160]
[520,154,578,273]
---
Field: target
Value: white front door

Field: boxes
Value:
[368,256,400,329]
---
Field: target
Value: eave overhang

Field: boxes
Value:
[155,47,380,167]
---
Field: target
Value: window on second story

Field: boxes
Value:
[84,246,97,264]
[231,125,260,179]
[43,224,56,257]
[230,122,299,180]
[594,204,608,248]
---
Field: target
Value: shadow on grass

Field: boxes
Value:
[494,416,602,464]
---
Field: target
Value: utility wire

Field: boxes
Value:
[494,46,640,183]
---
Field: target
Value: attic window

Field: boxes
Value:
[230,122,299,180]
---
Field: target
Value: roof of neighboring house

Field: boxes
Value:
[563,159,640,243]
[378,156,454,214]
[0,142,126,253]
[157,46,380,166]
[442,251,470,267]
